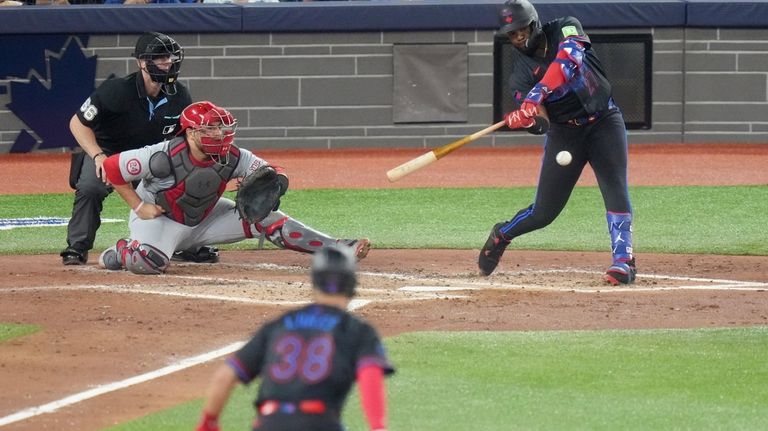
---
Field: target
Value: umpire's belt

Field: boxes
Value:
[258,399,327,416]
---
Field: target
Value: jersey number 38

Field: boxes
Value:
[269,333,335,384]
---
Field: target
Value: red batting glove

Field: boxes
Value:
[503,109,535,130]
[520,101,539,119]
[195,412,220,431]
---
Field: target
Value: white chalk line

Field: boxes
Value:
[0,297,370,427]
[1,264,764,426]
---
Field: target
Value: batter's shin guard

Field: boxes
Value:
[604,212,636,285]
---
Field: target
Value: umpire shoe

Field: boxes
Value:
[61,247,88,266]
[340,238,371,261]
[478,223,511,276]
[603,258,637,285]
[172,246,220,264]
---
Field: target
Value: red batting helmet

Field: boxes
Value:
[179,101,237,164]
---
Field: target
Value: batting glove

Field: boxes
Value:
[503,109,535,130]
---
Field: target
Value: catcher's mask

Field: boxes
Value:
[498,0,543,55]
[179,101,237,165]
[311,245,357,298]
[134,32,184,94]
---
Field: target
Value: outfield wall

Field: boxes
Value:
[1,0,767,153]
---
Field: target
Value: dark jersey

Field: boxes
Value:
[228,304,394,415]
[75,72,192,154]
[508,16,613,124]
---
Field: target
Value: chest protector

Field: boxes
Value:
[150,137,240,227]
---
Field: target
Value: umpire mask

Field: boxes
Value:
[134,32,184,94]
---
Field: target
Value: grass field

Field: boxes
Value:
[106,328,768,431]
[2,185,767,430]
[0,323,39,342]
[1,185,767,255]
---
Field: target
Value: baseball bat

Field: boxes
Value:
[386,120,506,182]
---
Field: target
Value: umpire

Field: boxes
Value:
[61,32,193,265]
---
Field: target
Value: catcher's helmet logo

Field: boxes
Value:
[126,158,142,176]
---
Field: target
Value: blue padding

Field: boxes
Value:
[0,4,241,35]
[533,0,686,28]
[242,1,500,32]
[241,0,686,32]
[687,0,768,27]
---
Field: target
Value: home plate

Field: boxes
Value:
[398,285,480,292]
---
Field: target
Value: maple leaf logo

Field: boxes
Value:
[2,36,96,153]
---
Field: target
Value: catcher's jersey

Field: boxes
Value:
[76,72,192,154]
[228,304,395,414]
[508,16,612,124]
[114,139,267,224]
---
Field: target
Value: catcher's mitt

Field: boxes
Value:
[235,165,283,224]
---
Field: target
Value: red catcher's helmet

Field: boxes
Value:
[179,101,237,164]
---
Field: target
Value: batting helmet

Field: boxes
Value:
[179,101,237,163]
[311,244,357,298]
[133,32,184,89]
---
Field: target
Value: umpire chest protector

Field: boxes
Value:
[150,137,240,226]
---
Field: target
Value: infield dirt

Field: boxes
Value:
[0,144,766,430]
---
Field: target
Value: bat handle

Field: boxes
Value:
[386,151,438,182]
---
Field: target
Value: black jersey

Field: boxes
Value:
[75,72,192,154]
[507,16,612,124]
[228,304,394,415]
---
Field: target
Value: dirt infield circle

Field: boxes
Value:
[0,144,767,431]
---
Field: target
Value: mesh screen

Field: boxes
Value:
[493,34,652,129]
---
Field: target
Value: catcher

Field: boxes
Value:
[97,101,370,275]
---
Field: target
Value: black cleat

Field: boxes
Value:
[478,223,511,276]
[603,258,637,285]
[61,247,88,265]
[172,246,220,263]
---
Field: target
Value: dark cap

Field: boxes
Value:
[133,32,179,59]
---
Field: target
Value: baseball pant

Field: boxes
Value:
[499,109,632,239]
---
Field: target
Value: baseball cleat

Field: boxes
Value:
[478,223,511,276]
[172,246,220,263]
[98,248,122,271]
[340,238,371,261]
[352,238,371,261]
[603,258,637,285]
[61,247,88,266]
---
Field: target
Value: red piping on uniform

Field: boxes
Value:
[243,219,254,238]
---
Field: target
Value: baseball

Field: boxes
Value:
[556,150,572,166]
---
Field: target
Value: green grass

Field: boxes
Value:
[1,185,766,255]
[107,327,768,431]
[0,323,39,342]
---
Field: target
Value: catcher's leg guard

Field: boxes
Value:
[257,216,371,259]
[98,238,130,271]
[604,212,636,285]
[123,241,171,275]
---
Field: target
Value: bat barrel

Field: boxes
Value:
[386,151,438,182]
